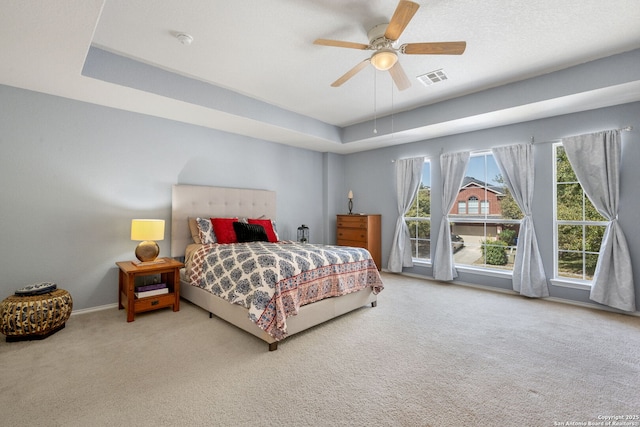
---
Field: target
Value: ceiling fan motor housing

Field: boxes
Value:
[368,23,395,49]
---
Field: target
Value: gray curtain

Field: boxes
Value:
[433,151,469,281]
[387,157,424,272]
[563,130,635,312]
[492,144,548,297]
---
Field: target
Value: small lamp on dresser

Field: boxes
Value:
[348,190,354,214]
[130,219,165,264]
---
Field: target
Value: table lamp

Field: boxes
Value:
[131,219,165,264]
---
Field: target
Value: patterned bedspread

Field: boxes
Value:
[187,241,383,340]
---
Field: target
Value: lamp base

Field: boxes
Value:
[348,199,353,215]
[135,241,160,263]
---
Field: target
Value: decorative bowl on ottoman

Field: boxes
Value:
[0,284,73,342]
[14,281,58,296]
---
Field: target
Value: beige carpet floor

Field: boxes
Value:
[1,273,639,427]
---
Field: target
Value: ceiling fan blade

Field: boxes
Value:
[401,41,467,55]
[388,61,411,91]
[331,59,370,87]
[314,39,369,50]
[384,0,420,41]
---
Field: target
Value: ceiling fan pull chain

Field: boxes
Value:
[373,71,378,134]
[391,78,394,138]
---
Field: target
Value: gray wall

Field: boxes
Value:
[344,101,640,311]
[0,85,336,310]
[2,83,638,313]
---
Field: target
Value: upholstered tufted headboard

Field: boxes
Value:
[171,185,277,258]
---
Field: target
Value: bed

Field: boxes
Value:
[171,184,383,351]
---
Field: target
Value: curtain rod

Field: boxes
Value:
[530,125,633,145]
[391,155,428,163]
[390,126,634,161]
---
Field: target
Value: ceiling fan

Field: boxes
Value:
[314,0,466,91]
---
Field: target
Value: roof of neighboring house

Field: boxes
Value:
[460,177,505,196]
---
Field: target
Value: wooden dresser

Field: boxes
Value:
[336,214,381,270]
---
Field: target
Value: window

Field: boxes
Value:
[554,144,607,282]
[468,196,479,214]
[406,160,431,261]
[450,152,523,271]
[458,201,466,214]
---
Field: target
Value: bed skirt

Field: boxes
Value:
[180,278,377,350]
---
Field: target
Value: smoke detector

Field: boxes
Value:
[176,33,193,46]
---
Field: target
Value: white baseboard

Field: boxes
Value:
[71,303,118,316]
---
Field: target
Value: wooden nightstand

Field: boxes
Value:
[116,257,183,322]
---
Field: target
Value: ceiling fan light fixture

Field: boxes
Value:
[371,48,398,71]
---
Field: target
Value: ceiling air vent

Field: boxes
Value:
[417,69,448,86]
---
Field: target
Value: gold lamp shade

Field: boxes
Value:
[131,219,165,262]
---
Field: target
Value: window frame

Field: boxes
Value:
[480,200,489,215]
[552,143,608,287]
[467,196,479,214]
[405,159,431,263]
[449,150,522,273]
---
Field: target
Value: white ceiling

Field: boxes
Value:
[1,0,640,153]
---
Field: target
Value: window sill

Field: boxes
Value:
[409,260,513,280]
[411,259,432,268]
[455,265,513,279]
[550,279,591,291]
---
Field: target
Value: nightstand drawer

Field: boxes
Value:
[337,228,368,242]
[134,293,176,313]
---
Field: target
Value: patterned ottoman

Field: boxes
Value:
[0,285,73,342]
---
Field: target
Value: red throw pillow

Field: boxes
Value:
[210,218,238,244]
[248,219,278,242]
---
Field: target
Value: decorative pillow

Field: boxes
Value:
[270,220,279,240]
[188,217,202,244]
[248,218,278,242]
[210,217,238,244]
[257,215,279,240]
[233,222,269,243]
[196,217,216,244]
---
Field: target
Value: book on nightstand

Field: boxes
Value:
[135,284,168,298]
[136,283,166,292]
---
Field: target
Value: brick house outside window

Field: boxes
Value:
[450,176,504,216]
